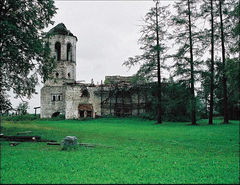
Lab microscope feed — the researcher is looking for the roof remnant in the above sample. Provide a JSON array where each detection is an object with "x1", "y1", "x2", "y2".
[{"x1": 47, "y1": 23, "x2": 77, "y2": 40}]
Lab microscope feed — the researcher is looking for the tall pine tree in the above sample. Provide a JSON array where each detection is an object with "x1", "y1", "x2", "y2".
[
  {"x1": 170, "y1": 0, "x2": 201, "y2": 125},
  {"x1": 123, "y1": 0, "x2": 170, "y2": 124}
]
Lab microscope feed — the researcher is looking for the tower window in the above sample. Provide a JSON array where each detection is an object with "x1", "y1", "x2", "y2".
[
  {"x1": 52, "y1": 94, "x2": 62, "y2": 101},
  {"x1": 67, "y1": 43, "x2": 72, "y2": 61},
  {"x1": 56, "y1": 72, "x2": 59, "y2": 78},
  {"x1": 68, "y1": 73, "x2": 71, "y2": 79},
  {"x1": 55, "y1": 42, "x2": 61, "y2": 61}
]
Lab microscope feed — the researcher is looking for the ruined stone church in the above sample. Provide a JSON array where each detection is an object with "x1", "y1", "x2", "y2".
[{"x1": 40, "y1": 23, "x2": 149, "y2": 119}]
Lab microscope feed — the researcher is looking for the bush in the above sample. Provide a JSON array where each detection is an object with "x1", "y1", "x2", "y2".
[
  {"x1": 138, "y1": 112, "x2": 157, "y2": 120},
  {"x1": 2, "y1": 114, "x2": 38, "y2": 122}
]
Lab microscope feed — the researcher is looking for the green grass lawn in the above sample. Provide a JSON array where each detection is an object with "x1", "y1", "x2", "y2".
[{"x1": 1, "y1": 117, "x2": 239, "y2": 184}]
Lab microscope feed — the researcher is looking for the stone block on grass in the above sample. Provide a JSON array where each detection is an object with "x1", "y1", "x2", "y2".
[{"x1": 61, "y1": 136, "x2": 77, "y2": 150}]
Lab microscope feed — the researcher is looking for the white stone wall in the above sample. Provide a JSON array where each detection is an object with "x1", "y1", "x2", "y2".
[
  {"x1": 40, "y1": 86, "x2": 66, "y2": 118},
  {"x1": 64, "y1": 86, "x2": 102, "y2": 119}
]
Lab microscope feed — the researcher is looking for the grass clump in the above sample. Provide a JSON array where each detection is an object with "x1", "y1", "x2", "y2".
[{"x1": 1, "y1": 117, "x2": 239, "y2": 184}]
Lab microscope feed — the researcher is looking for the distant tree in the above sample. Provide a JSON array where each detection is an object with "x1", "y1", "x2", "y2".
[
  {"x1": 215, "y1": 58, "x2": 240, "y2": 120},
  {"x1": 0, "y1": 0, "x2": 57, "y2": 112},
  {"x1": 225, "y1": 58, "x2": 239, "y2": 120},
  {"x1": 123, "y1": 0, "x2": 170, "y2": 124},
  {"x1": 162, "y1": 77, "x2": 192, "y2": 122},
  {"x1": 17, "y1": 102, "x2": 29, "y2": 115},
  {"x1": 198, "y1": 67, "x2": 211, "y2": 119}
]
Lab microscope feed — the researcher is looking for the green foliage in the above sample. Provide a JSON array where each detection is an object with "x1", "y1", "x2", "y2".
[
  {"x1": 16, "y1": 102, "x2": 29, "y2": 115},
  {"x1": 123, "y1": 1, "x2": 170, "y2": 81},
  {"x1": 162, "y1": 81, "x2": 192, "y2": 122},
  {"x1": 104, "y1": 78, "x2": 110, "y2": 85},
  {"x1": 0, "y1": 0, "x2": 57, "y2": 111},
  {"x1": 2, "y1": 114, "x2": 37, "y2": 122},
  {"x1": 214, "y1": 58, "x2": 240, "y2": 120},
  {"x1": 41, "y1": 114, "x2": 65, "y2": 121},
  {"x1": 0, "y1": 91, "x2": 12, "y2": 114},
  {"x1": 1, "y1": 118, "x2": 239, "y2": 184},
  {"x1": 138, "y1": 112, "x2": 157, "y2": 120}
]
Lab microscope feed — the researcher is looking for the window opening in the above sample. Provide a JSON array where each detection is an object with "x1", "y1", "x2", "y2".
[
  {"x1": 55, "y1": 42, "x2": 61, "y2": 61},
  {"x1": 68, "y1": 73, "x2": 71, "y2": 79},
  {"x1": 67, "y1": 43, "x2": 72, "y2": 61},
  {"x1": 87, "y1": 111, "x2": 92, "y2": 117},
  {"x1": 52, "y1": 95, "x2": 56, "y2": 101},
  {"x1": 79, "y1": 111, "x2": 84, "y2": 117},
  {"x1": 81, "y1": 89, "x2": 90, "y2": 98},
  {"x1": 56, "y1": 73, "x2": 59, "y2": 78}
]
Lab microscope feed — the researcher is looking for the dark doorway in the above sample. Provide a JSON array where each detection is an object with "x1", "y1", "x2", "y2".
[
  {"x1": 79, "y1": 111, "x2": 84, "y2": 118},
  {"x1": 52, "y1": 112, "x2": 60, "y2": 118}
]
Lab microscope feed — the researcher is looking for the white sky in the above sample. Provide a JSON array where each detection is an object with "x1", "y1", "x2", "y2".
[{"x1": 10, "y1": 0, "x2": 174, "y2": 113}]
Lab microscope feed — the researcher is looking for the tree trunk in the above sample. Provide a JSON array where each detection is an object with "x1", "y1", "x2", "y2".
[
  {"x1": 188, "y1": 0, "x2": 197, "y2": 125},
  {"x1": 209, "y1": 0, "x2": 214, "y2": 125},
  {"x1": 219, "y1": 0, "x2": 229, "y2": 124},
  {"x1": 156, "y1": 0, "x2": 162, "y2": 124}
]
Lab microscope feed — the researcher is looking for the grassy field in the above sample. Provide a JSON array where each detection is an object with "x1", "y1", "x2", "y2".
[{"x1": 1, "y1": 116, "x2": 239, "y2": 184}]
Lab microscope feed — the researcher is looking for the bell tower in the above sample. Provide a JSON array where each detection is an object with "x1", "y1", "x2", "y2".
[
  {"x1": 45, "y1": 23, "x2": 78, "y2": 86},
  {"x1": 41, "y1": 23, "x2": 78, "y2": 118}
]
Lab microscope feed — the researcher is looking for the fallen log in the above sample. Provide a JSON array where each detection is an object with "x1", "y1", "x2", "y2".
[
  {"x1": 39, "y1": 139, "x2": 57, "y2": 142},
  {"x1": 3, "y1": 136, "x2": 41, "y2": 142},
  {"x1": 47, "y1": 142, "x2": 60, "y2": 145}
]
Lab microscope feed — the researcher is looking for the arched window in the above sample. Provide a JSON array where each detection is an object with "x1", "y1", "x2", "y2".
[
  {"x1": 68, "y1": 73, "x2": 71, "y2": 79},
  {"x1": 67, "y1": 43, "x2": 72, "y2": 61},
  {"x1": 55, "y1": 42, "x2": 61, "y2": 61},
  {"x1": 56, "y1": 72, "x2": 59, "y2": 78}
]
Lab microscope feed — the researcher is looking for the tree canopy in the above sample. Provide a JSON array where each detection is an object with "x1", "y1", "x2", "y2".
[{"x1": 0, "y1": 0, "x2": 57, "y2": 113}]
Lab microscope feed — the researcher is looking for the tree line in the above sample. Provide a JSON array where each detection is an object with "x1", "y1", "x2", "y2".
[{"x1": 123, "y1": 0, "x2": 239, "y2": 124}]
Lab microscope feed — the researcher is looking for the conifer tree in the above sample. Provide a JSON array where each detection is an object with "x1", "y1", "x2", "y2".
[
  {"x1": 170, "y1": 0, "x2": 201, "y2": 125},
  {"x1": 123, "y1": 0, "x2": 170, "y2": 124},
  {"x1": 199, "y1": 0, "x2": 218, "y2": 124}
]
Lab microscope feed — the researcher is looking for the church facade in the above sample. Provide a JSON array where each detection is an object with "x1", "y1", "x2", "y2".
[{"x1": 40, "y1": 23, "x2": 148, "y2": 119}]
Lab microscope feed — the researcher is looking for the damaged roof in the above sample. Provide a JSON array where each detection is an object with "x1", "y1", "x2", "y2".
[{"x1": 47, "y1": 23, "x2": 77, "y2": 40}]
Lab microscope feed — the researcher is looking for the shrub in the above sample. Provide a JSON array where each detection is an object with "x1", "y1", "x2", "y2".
[{"x1": 2, "y1": 114, "x2": 38, "y2": 122}]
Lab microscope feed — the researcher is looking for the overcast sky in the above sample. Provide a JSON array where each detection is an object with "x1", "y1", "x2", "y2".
[{"x1": 10, "y1": 0, "x2": 174, "y2": 113}]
